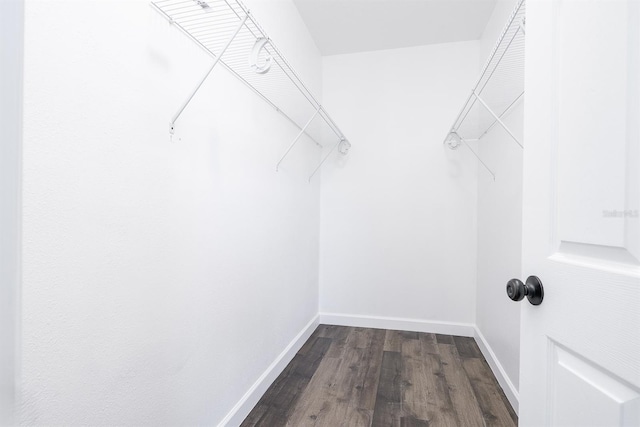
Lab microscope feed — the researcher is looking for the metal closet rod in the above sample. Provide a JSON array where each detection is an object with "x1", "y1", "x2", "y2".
[
  {"x1": 472, "y1": 0, "x2": 525, "y2": 99},
  {"x1": 453, "y1": 24, "x2": 523, "y2": 132},
  {"x1": 166, "y1": 1, "x2": 345, "y2": 142},
  {"x1": 442, "y1": 0, "x2": 525, "y2": 180},
  {"x1": 226, "y1": 0, "x2": 347, "y2": 142},
  {"x1": 151, "y1": 0, "x2": 346, "y2": 181},
  {"x1": 446, "y1": 89, "x2": 524, "y2": 179},
  {"x1": 444, "y1": 0, "x2": 525, "y2": 143},
  {"x1": 448, "y1": 18, "x2": 524, "y2": 139}
]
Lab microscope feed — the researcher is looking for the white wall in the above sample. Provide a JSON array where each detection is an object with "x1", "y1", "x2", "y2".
[
  {"x1": 0, "y1": 0, "x2": 23, "y2": 424},
  {"x1": 320, "y1": 42, "x2": 479, "y2": 328},
  {"x1": 19, "y1": 0, "x2": 322, "y2": 425},
  {"x1": 474, "y1": 0, "x2": 523, "y2": 410}
]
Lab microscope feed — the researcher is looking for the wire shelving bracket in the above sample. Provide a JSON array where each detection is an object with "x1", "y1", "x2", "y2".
[
  {"x1": 152, "y1": 0, "x2": 351, "y2": 181},
  {"x1": 443, "y1": 0, "x2": 526, "y2": 180}
]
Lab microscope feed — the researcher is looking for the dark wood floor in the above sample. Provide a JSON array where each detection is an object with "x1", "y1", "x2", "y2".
[{"x1": 241, "y1": 325, "x2": 517, "y2": 427}]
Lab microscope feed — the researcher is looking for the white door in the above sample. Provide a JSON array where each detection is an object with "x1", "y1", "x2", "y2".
[{"x1": 519, "y1": 0, "x2": 640, "y2": 426}]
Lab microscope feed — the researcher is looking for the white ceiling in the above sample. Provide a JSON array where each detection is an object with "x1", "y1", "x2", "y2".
[{"x1": 293, "y1": 0, "x2": 497, "y2": 56}]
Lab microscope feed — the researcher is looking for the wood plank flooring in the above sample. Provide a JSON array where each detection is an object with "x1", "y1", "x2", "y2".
[{"x1": 241, "y1": 325, "x2": 517, "y2": 427}]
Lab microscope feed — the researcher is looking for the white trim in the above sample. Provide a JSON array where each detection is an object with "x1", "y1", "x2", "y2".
[
  {"x1": 217, "y1": 314, "x2": 320, "y2": 427},
  {"x1": 319, "y1": 312, "x2": 476, "y2": 337},
  {"x1": 473, "y1": 326, "x2": 520, "y2": 414},
  {"x1": 0, "y1": 0, "x2": 23, "y2": 424}
]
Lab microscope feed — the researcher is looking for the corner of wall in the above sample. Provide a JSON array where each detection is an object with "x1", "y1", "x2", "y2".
[
  {"x1": 473, "y1": 0, "x2": 523, "y2": 414},
  {"x1": 473, "y1": 327, "x2": 519, "y2": 414},
  {"x1": 217, "y1": 315, "x2": 320, "y2": 427}
]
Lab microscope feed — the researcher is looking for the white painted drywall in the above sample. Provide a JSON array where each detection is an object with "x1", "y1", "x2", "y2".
[
  {"x1": 19, "y1": 0, "x2": 322, "y2": 424},
  {"x1": 0, "y1": 0, "x2": 23, "y2": 424},
  {"x1": 320, "y1": 42, "x2": 480, "y2": 326},
  {"x1": 475, "y1": 0, "x2": 523, "y2": 404}
]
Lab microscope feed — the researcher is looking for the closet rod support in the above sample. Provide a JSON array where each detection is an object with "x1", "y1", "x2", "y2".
[
  {"x1": 308, "y1": 138, "x2": 343, "y2": 182},
  {"x1": 472, "y1": 91, "x2": 523, "y2": 149},
  {"x1": 518, "y1": 18, "x2": 526, "y2": 35},
  {"x1": 169, "y1": 13, "x2": 249, "y2": 135},
  {"x1": 276, "y1": 106, "x2": 321, "y2": 171},
  {"x1": 476, "y1": 91, "x2": 524, "y2": 140},
  {"x1": 459, "y1": 134, "x2": 496, "y2": 180}
]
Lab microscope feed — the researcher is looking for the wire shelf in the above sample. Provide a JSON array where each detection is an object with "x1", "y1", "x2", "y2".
[
  {"x1": 444, "y1": 0, "x2": 525, "y2": 179},
  {"x1": 152, "y1": 0, "x2": 350, "y2": 181}
]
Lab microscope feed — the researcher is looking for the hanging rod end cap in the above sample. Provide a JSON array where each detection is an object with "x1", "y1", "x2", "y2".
[
  {"x1": 446, "y1": 131, "x2": 462, "y2": 150},
  {"x1": 338, "y1": 139, "x2": 351, "y2": 155}
]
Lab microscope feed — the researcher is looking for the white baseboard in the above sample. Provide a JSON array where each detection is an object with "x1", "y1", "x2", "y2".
[
  {"x1": 319, "y1": 312, "x2": 476, "y2": 337},
  {"x1": 217, "y1": 314, "x2": 320, "y2": 427},
  {"x1": 473, "y1": 327, "x2": 519, "y2": 414}
]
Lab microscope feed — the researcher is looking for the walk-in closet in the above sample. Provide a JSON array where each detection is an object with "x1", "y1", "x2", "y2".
[{"x1": 1, "y1": 0, "x2": 638, "y2": 425}]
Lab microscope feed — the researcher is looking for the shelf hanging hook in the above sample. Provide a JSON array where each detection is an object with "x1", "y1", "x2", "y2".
[{"x1": 250, "y1": 38, "x2": 272, "y2": 74}]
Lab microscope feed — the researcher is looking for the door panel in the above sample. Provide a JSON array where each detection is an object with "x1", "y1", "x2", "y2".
[
  {"x1": 556, "y1": 0, "x2": 640, "y2": 260},
  {"x1": 520, "y1": 0, "x2": 640, "y2": 426},
  {"x1": 549, "y1": 342, "x2": 640, "y2": 427}
]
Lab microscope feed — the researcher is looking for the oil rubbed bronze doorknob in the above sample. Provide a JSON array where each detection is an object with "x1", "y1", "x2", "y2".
[{"x1": 506, "y1": 276, "x2": 544, "y2": 305}]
